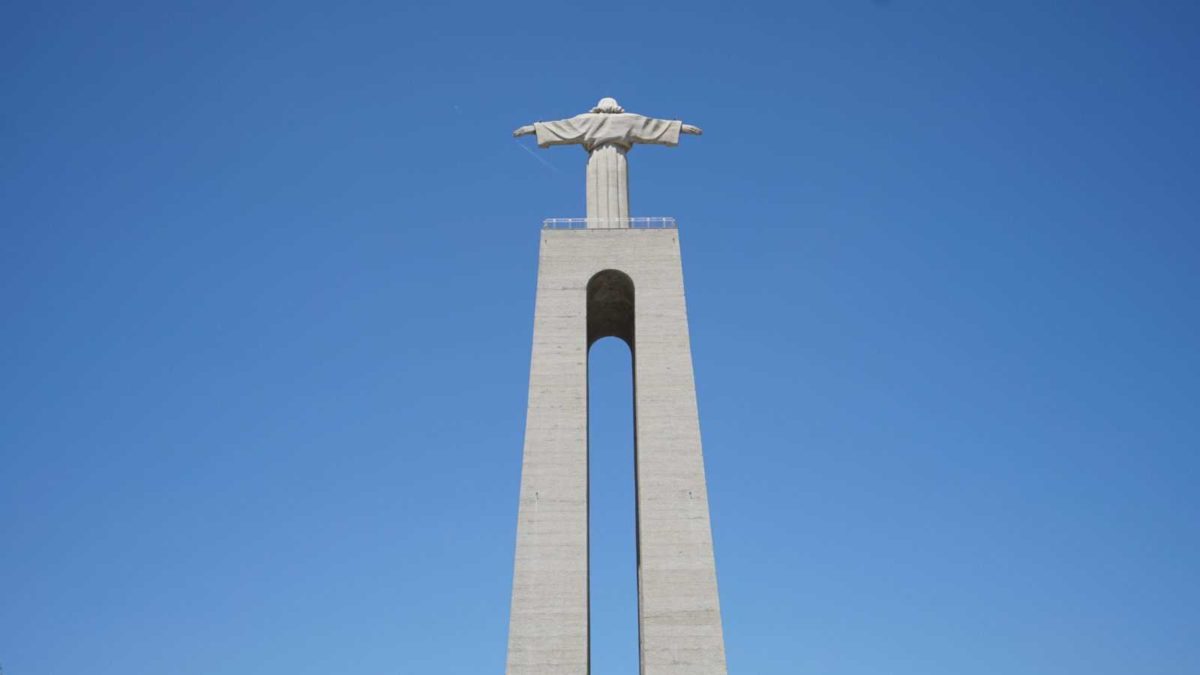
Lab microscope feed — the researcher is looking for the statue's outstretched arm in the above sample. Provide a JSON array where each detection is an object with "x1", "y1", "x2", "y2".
[
  {"x1": 681, "y1": 123, "x2": 703, "y2": 136},
  {"x1": 513, "y1": 124, "x2": 536, "y2": 137}
]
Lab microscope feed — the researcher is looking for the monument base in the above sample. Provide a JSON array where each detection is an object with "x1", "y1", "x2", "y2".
[{"x1": 506, "y1": 225, "x2": 727, "y2": 675}]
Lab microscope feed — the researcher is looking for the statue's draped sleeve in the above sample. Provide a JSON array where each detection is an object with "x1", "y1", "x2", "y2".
[
  {"x1": 535, "y1": 115, "x2": 593, "y2": 148},
  {"x1": 630, "y1": 115, "x2": 682, "y2": 146}
]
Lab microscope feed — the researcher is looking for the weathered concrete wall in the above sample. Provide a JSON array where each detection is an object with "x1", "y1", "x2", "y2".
[{"x1": 506, "y1": 228, "x2": 727, "y2": 675}]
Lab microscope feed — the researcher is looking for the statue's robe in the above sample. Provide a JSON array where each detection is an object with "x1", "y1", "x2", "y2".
[
  {"x1": 534, "y1": 114, "x2": 684, "y2": 226},
  {"x1": 534, "y1": 113, "x2": 682, "y2": 151}
]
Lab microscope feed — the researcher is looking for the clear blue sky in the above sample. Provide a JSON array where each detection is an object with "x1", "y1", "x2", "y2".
[{"x1": 2, "y1": 2, "x2": 1198, "y2": 674}]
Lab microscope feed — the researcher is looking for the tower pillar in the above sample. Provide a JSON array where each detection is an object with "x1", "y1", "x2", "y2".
[{"x1": 506, "y1": 227, "x2": 727, "y2": 675}]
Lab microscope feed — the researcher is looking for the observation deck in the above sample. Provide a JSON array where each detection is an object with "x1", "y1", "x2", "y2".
[{"x1": 542, "y1": 217, "x2": 677, "y2": 230}]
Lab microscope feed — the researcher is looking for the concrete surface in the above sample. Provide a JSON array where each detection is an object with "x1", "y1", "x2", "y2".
[{"x1": 505, "y1": 227, "x2": 727, "y2": 675}]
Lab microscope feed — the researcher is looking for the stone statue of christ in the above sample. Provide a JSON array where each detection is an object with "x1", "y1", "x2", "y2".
[{"x1": 514, "y1": 97, "x2": 702, "y2": 227}]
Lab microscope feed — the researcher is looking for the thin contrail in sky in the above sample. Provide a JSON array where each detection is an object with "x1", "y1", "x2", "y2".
[{"x1": 514, "y1": 140, "x2": 561, "y2": 174}]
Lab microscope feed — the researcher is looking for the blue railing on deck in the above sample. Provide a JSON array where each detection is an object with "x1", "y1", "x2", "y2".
[{"x1": 542, "y1": 217, "x2": 677, "y2": 230}]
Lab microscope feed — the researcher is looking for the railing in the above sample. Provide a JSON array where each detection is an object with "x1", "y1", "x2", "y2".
[{"x1": 542, "y1": 217, "x2": 677, "y2": 230}]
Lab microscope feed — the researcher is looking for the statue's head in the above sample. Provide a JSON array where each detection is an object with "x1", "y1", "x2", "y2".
[{"x1": 591, "y1": 97, "x2": 624, "y2": 114}]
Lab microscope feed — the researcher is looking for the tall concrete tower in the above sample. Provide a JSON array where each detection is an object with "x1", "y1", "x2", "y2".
[{"x1": 507, "y1": 99, "x2": 727, "y2": 675}]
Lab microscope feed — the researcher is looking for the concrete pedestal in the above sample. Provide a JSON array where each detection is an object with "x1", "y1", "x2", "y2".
[{"x1": 505, "y1": 227, "x2": 727, "y2": 675}]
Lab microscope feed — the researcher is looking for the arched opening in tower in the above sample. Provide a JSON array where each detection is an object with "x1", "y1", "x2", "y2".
[
  {"x1": 586, "y1": 269, "x2": 639, "y2": 673},
  {"x1": 588, "y1": 269, "x2": 635, "y2": 347}
]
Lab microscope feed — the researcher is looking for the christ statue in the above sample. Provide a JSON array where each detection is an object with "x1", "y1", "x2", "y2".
[{"x1": 514, "y1": 97, "x2": 702, "y2": 227}]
